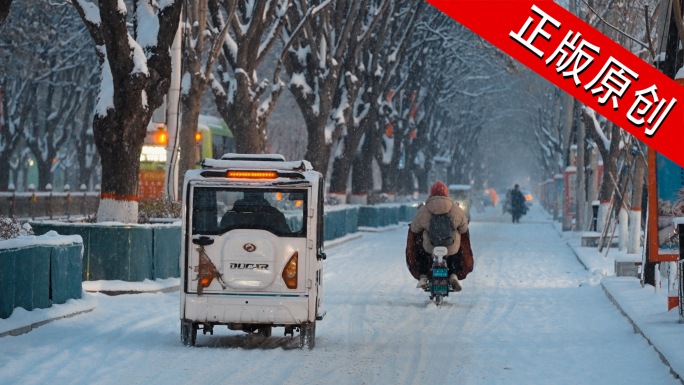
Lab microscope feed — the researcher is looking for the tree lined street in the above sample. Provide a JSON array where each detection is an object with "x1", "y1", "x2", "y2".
[{"x1": 3, "y1": 2, "x2": 684, "y2": 383}]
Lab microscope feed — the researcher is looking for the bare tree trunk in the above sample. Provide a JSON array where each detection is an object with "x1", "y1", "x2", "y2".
[
  {"x1": 218, "y1": 94, "x2": 266, "y2": 154},
  {"x1": 576, "y1": 116, "x2": 586, "y2": 231},
  {"x1": 597, "y1": 131, "x2": 619, "y2": 233},
  {"x1": 0, "y1": 0, "x2": 11, "y2": 25},
  {"x1": 233, "y1": 126, "x2": 267, "y2": 153},
  {"x1": 179, "y1": 88, "x2": 203, "y2": 181},
  {"x1": 287, "y1": 73, "x2": 335, "y2": 178},
  {"x1": 0, "y1": 160, "x2": 9, "y2": 190},
  {"x1": 73, "y1": 0, "x2": 183, "y2": 223},
  {"x1": 379, "y1": 163, "x2": 396, "y2": 196},
  {"x1": 627, "y1": 151, "x2": 646, "y2": 254},
  {"x1": 178, "y1": 0, "x2": 230, "y2": 184},
  {"x1": 97, "y1": 115, "x2": 147, "y2": 221},
  {"x1": 557, "y1": 97, "x2": 575, "y2": 221},
  {"x1": 329, "y1": 101, "x2": 379, "y2": 194},
  {"x1": 77, "y1": 97, "x2": 99, "y2": 190},
  {"x1": 329, "y1": 148, "x2": 354, "y2": 195},
  {"x1": 0, "y1": 87, "x2": 19, "y2": 190},
  {"x1": 178, "y1": 0, "x2": 208, "y2": 185},
  {"x1": 300, "y1": 111, "x2": 331, "y2": 179},
  {"x1": 582, "y1": 109, "x2": 619, "y2": 233},
  {"x1": 382, "y1": 131, "x2": 407, "y2": 198},
  {"x1": 351, "y1": 132, "x2": 374, "y2": 202},
  {"x1": 587, "y1": 146, "x2": 599, "y2": 210},
  {"x1": 210, "y1": 0, "x2": 288, "y2": 156}
]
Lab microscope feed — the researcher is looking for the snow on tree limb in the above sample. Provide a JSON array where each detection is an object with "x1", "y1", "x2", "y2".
[{"x1": 582, "y1": 106, "x2": 611, "y2": 151}]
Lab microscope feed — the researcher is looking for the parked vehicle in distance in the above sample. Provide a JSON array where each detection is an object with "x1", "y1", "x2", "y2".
[
  {"x1": 522, "y1": 190, "x2": 534, "y2": 207},
  {"x1": 448, "y1": 184, "x2": 471, "y2": 221}
]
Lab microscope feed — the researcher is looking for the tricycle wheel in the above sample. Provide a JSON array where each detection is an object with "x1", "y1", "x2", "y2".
[
  {"x1": 299, "y1": 321, "x2": 316, "y2": 350},
  {"x1": 181, "y1": 320, "x2": 197, "y2": 346}
]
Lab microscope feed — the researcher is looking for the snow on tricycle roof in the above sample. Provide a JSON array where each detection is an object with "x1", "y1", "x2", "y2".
[
  {"x1": 201, "y1": 154, "x2": 313, "y2": 172},
  {"x1": 220, "y1": 153, "x2": 286, "y2": 162}
]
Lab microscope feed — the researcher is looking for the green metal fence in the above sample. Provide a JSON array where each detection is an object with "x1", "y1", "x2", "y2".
[
  {"x1": 0, "y1": 240, "x2": 82, "y2": 319},
  {"x1": 30, "y1": 223, "x2": 181, "y2": 282}
]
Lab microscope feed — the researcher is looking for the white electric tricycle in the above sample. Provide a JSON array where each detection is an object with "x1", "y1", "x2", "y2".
[{"x1": 180, "y1": 154, "x2": 325, "y2": 349}]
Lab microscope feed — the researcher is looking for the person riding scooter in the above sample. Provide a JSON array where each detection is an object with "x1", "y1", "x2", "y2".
[{"x1": 407, "y1": 181, "x2": 472, "y2": 291}]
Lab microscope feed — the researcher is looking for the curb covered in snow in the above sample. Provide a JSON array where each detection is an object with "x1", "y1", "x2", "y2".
[
  {"x1": 84, "y1": 285, "x2": 181, "y2": 296},
  {"x1": 0, "y1": 296, "x2": 97, "y2": 339},
  {"x1": 562, "y1": 230, "x2": 684, "y2": 384},
  {"x1": 323, "y1": 224, "x2": 405, "y2": 251},
  {"x1": 82, "y1": 278, "x2": 181, "y2": 296},
  {"x1": 357, "y1": 223, "x2": 407, "y2": 233},
  {"x1": 324, "y1": 232, "x2": 363, "y2": 249},
  {"x1": 2, "y1": 278, "x2": 184, "y2": 338},
  {"x1": 600, "y1": 278, "x2": 684, "y2": 385}
]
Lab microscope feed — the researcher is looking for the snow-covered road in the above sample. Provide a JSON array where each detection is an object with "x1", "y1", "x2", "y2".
[{"x1": 1, "y1": 206, "x2": 679, "y2": 385}]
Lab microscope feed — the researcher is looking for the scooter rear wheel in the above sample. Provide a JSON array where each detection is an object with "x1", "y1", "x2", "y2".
[{"x1": 434, "y1": 295, "x2": 444, "y2": 306}]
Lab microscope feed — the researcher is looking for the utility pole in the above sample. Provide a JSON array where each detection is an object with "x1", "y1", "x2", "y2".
[
  {"x1": 164, "y1": 21, "x2": 183, "y2": 201},
  {"x1": 576, "y1": 109, "x2": 586, "y2": 232},
  {"x1": 560, "y1": 0, "x2": 578, "y2": 228}
]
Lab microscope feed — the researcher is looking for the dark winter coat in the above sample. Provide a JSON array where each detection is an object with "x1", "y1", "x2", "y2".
[
  {"x1": 410, "y1": 195, "x2": 468, "y2": 256},
  {"x1": 510, "y1": 188, "x2": 526, "y2": 216},
  {"x1": 406, "y1": 227, "x2": 474, "y2": 280}
]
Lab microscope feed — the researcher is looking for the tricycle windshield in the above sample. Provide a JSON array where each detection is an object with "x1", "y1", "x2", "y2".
[{"x1": 191, "y1": 186, "x2": 308, "y2": 237}]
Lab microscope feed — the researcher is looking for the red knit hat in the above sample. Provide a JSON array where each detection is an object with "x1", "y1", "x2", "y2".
[{"x1": 430, "y1": 181, "x2": 448, "y2": 197}]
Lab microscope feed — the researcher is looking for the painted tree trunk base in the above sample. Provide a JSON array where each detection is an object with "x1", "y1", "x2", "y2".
[
  {"x1": 398, "y1": 194, "x2": 417, "y2": 203},
  {"x1": 97, "y1": 198, "x2": 139, "y2": 223},
  {"x1": 627, "y1": 210, "x2": 641, "y2": 254},
  {"x1": 597, "y1": 202, "x2": 610, "y2": 233},
  {"x1": 349, "y1": 193, "x2": 367, "y2": 205},
  {"x1": 328, "y1": 192, "x2": 348, "y2": 205},
  {"x1": 618, "y1": 208, "x2": 628, "y2": 251}
]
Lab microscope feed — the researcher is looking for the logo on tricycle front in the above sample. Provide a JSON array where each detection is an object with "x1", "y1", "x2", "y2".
[
  {"x1": 243, "y1": 243, "x2": 256, "y2": 252},
  {"x1": 230, "y1": 263, "x2": 268, "y2": 270}
]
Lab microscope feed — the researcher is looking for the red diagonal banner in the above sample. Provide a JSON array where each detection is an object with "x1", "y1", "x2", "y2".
[{"x1": 427, "y1": 0, "x2": 684, "y2": 168}]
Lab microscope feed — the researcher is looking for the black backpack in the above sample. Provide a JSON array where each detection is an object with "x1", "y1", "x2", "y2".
[{"x1": 428, "y1": 213, "x2": 455, "y2": 247}]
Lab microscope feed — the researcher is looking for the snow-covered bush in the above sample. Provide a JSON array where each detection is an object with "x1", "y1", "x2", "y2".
[
  {"x1": 138, "y1": 198, "x2": 181, "y2": 223},
  {"x1": 0, "y1": 217, "x2": 33, "y2": 240},
  {"x1": 325, "y1": 194, "x2": 346, "y2": 206}
]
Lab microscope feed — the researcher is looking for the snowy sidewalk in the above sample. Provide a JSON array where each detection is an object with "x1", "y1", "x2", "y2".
[
  {"x1": 558, "y1": 224, "x2": 684, "y2": 383},
  {"x1": 0, "y1": 296, "x2": 96, "y2": 338},
  {"x1": 0, "y1": 277, "x2": 182, "y2": 338}
]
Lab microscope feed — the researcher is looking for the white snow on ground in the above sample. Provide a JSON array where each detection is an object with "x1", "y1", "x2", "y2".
[{"x1": 0, "y1": 205, "x2": 682, "y2": 385}]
